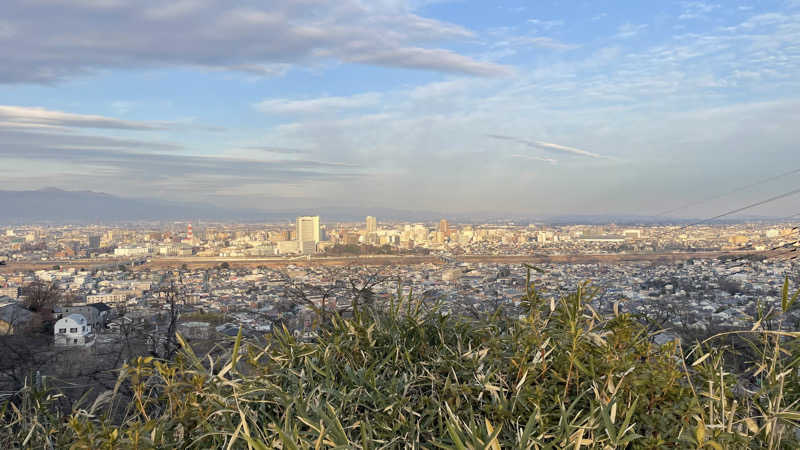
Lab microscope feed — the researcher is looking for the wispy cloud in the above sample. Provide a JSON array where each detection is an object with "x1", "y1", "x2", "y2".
[
  {"x1": 527, "y1": 18, "x2": 564, "y2": 30},
  {"x1": 679, "y1": 1, "x2": 721, "y2": 20},
  {"x1": 0, "y1": 105, "x2": 168, "y2": 130},
  {"x1": 615, "y1": 23, "x2": 648, "y2": 39},
  {"x1": 255, "y1": 93, "x2": 382, "y2": 114},
  {"x1": 489, "y1": 134, "x2": 607, "y2": 159},
  {"x1": 0, "y1": 130, "x2": 362, "y2": 189},
  {"x1": 516, "y1": 37, "x2": 579, "y2": 51},
  {"x1": 244, "y1": 146, "x2": 312, "y2": 154},
  {"x1": 346, "y1": 47, "x2": 514, "y2": 77},
  {"x1": 532, "y1": 140, "x2": 606, "y2": 159},
  {"x1": 510, "y1": 154, "x2": 557, "y2": 164}
]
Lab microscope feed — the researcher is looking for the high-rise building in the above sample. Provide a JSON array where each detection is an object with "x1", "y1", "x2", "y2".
[
  {"x1": 88, "y1": 234, "x2": 101, "y2": 249},
  {"x1": 366, "y1": 216, "x2": 377, "y2": 233},
  {"x1": 296, "y1": 216, "x2": 321, "y2": 244},
  {"x1": 438, "y1": 219, "x2": 449, "y2": 235}
]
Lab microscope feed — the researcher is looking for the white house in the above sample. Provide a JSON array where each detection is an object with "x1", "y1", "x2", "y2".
[{"x1": 54, "y1": 314, "x2": 94, "y2": 346}]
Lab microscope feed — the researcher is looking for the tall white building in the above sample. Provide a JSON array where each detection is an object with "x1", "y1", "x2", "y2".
[
  {"x1": 296, "y1": 216, "x2": 321, "y2": 243},
  {"x1": 366, "y1": 216, "x2": 377, "y2": 233}
]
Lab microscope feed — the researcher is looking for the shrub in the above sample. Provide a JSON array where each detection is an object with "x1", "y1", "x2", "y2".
[{"x1": 1, "y1": 269, "x2": 799, "y2": 448}]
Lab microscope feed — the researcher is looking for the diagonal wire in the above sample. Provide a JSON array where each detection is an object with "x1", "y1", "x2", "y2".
[{"x1": 654, "y1": 167, "x2": 800, "y2": 218}]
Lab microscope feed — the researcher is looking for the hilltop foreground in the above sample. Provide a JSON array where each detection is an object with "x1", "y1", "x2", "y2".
[{"x1": 2, "y1": 275, "x2": 799, "y2": 449}]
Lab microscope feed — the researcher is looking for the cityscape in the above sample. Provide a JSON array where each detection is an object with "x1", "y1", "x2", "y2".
[
  {"x1": 2, "y1": 0, "x2": 800, "y2": 446},
  {"x1": 2, "y1": 216, "x2": 798, "y2": 345}
]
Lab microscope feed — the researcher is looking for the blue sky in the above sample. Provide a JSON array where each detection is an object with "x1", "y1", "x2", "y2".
[{"x1": 1, "y1": 0, "x2": 799, "y2": 217}]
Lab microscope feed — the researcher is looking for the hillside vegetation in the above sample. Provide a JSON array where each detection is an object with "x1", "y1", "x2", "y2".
[{"x1": 2, "y1": 268, "x2": 799, "y2": 449}]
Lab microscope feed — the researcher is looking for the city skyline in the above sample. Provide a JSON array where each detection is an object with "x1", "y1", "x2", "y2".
[{"x1": 1, "y1": 1, "x2": 799, "y2": 217}]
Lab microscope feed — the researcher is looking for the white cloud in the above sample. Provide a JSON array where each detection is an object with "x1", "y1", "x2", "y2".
[
  {"x1": 4, "y1": 2, "x2": 800, "y2": 214},
  {"x1": 514, "y1": 36, "x2": 579, "y2": 51},
  {"x1": 679, "y1": 1, "x2": 721, "y2": 20},
  {"x1": 488, "y1": 135, "x2": 607, "y2": 159},
  {"x1": 110, "y1": 101, "x2": 135, "y2": 115},
  {"x1": 615, "y1": 23, "x2": 648, "y2": 39},
  {"x1": 408, "y1": 78, "x2": 476, "y2": 100},
  {"x1": 511, "y1": 154, "x2": 557, "y2": 164},
  {"x1": 530, "y1": 140, "x2": 605, "y2": 159},
  {"x1": 527, "y1": 19, "x2": 564, "y2": 30},
  {"x1": 0, "y1": 105, "x2": 168, "y2": 130},
  {"x1": 346, "y1": 47, "x2": 514, "y2": 76},
  {"x1": 255, "y1": 93, "x2": 383, "y2": 114}
]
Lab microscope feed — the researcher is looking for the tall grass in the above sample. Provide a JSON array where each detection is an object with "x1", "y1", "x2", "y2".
[{"x1": 1, "y1": 269, "x2": 799, "y2": 448}]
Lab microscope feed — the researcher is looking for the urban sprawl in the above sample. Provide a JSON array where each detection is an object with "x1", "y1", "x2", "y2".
[{"x1": 0, "y1": 217, "x2": 798, "y2": 348}]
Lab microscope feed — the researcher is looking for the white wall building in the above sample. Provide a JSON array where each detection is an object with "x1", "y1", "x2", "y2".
[
  {"x1": 86, "y1": 291, "x2": 131, "y2": 305},
  {"x1": 114, "y1": 246, "x2": 150, "y2": 257},
  {"x1": 296, "y1": 216, "x2": 320, "y2": 244},
  {"x1": 54, "y1": 314, "x2": 94, "y2": 346},
  {"x1": 276, "y1": 240, "x2": 300, "y2": 255}
]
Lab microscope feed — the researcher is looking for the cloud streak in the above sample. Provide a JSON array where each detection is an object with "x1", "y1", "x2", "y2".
[
  {"x1": 255, "y1": 93, "x2": 382, "y2": 115},
  {"x1": 0, "y1": 105, "x2": 169, "y2": 130},
  {"x1": 245, "y1": 146, "x2": 312, "y2": 155},
  {"x1": 0, "y1": 134, "x2": 361, "y2": 187},
  {"x1": 488, "y1": 134, "x2": 607, "y2": 159}
]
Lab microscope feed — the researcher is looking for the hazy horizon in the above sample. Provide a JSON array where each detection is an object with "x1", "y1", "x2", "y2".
[{"x1": 1, "y1": 1, "x2": 799, "y2": 218}]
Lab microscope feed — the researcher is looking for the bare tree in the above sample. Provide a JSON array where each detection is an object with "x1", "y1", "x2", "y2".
[
  {"x1": 20, "y1": 281, "x2": 62, "y2": 313},
  {"x1": 264, "y1": 265, "x2": 393, "y2": 330},
  {"x1": 143, "y1": 280, "x2": 186, "y2": 360}
]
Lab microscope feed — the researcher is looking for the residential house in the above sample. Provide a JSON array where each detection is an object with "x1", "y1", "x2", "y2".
[
  {"x1": 54, "y1": 303, "x2": 111, "y2": 332},
  {"x1": 54, "y1": 314, "x2": 94, "y2": 346}
]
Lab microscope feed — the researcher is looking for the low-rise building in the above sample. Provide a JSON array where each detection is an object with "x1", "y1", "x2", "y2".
[
  {"x1": 179, "y1": 321, "x2": 211, "y2": 340},
  {"x1": 54, "y1": 303, "x2": 111, "y2": 331},
  {"x1": 54, "y1": 314, "x2": 94, "y2": 346},
  {"x1": 0, "y1": 287, "x2": 20, "y2": 299},
  {"x1": 0, "y1": 303, "x2": 33, "y2": 335}
]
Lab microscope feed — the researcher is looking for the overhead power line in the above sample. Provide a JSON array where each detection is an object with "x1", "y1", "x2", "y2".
[
  {"x1": 654, "y1": 167, "x2": 800, "y2": 218},
  {"x1": 677, "y1": 187, "x2": 800, "y2": 231}
]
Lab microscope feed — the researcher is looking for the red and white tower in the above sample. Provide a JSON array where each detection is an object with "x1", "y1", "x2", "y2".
[{"x1": 187, "y1": 223, "x2": 193, "y2": 241}]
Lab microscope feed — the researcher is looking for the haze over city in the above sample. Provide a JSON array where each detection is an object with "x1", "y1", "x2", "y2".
[{"x1": 1, "y1": 0, "x2": 799, "y2": 217}]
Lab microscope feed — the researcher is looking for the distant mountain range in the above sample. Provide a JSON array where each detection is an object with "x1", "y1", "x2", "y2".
[
  {"x1": 0, "y1": 188, "x2": 446, "y2": 224},
  {"x1": 0, "y1": 188, "x2": 244, "y2": 223},
  {"x1": 0, "y1": 188, "x2": 789, "y2": 225}
]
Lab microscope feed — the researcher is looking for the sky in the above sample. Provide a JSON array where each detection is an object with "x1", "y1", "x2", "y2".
[{"x1": 1, "y1": 0, "x2": 800, "y2": 218}]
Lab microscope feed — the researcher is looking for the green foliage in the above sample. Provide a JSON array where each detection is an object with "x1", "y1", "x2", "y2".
[{"x1": 2, "y1": 269, "x2": 799, "y2": 448}]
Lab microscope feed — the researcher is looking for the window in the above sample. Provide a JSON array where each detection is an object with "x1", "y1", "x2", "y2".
[
  {"x1": 82, "y1": 326, "x2": 85, "y2": 331},
  {"x1": 58, "y1": 328, "x2": 66, "y2": 334},
  {"x1": 73, "y1": 339, "x2": 77, "y2": 344},
  {"x1": 70, "y1": 327, "x2": 77, "y2": 333}
]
